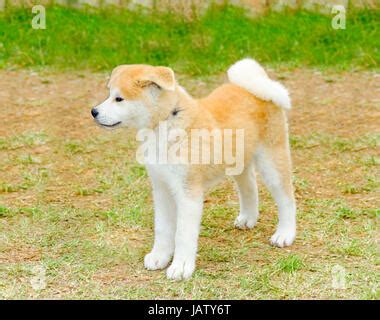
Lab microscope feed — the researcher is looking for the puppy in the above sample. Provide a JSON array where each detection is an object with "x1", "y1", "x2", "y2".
[{"x1": 92, "y1": 58, "x2": 296, "y2": 280}]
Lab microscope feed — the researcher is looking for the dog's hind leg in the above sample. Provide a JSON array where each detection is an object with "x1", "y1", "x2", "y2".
[
  {"x1": 254, "y1": 144, "x2": 296, "y2": 247},
  {"x1": 144, "y1": 178, "x2": 176, "y2": 270},
  {"x1": 233, "y1": 162, "x2": 259, "y2": 229}
]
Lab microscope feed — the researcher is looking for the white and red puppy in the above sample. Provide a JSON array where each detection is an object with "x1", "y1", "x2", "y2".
[{"x1": 92, "y1": 58, "x2": 296, "y2": 280}]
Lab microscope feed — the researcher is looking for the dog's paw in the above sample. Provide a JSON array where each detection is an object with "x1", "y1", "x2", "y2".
[
  {"x1": 166, "y1": 259, "x2": 195, "y2": 281},
  {"x1": 144, "y1": 251, "x2": 172, "y2": 270},
  {"x1": 234, "y1": 214, "x2": 257, "y2": 229},
  {"x1": 270, "y1": 228, "x2": 296, "y2": 248}
]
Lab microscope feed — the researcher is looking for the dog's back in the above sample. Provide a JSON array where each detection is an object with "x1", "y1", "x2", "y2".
[{"x1": 196, "y1": 58, "x2": 291, "y2": 162}]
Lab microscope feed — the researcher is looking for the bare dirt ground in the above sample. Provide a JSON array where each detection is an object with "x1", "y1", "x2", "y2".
[{"x1": 0, "y1": 68, "x2": 378, "y2": 299}]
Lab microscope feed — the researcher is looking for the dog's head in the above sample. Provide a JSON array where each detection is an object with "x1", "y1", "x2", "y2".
[{"x1": 91, "y1": 64, "x2": 177, "y2": 129}]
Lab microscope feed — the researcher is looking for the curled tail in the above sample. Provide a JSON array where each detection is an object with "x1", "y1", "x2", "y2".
[{"x1": 227, "y1": 58, "x2": 291, "y2": 110}]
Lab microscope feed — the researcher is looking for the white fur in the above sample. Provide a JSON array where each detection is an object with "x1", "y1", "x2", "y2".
[
  {"x1": 145, "y1": 161, "x2": 202, "y2": 280},
  {"x1": 143, "y1": 124, "x2": 199, "y2": 280},
  {"x1": 253, "y1": 145, "x2": 296, "y2": 247},
  {"x1": 227, "y1": 58, "x2": 291, "y2": 110},
  {"x1": 94, "y1": 88, "x2": 151, "y2": 129},
  {"x1": 233, "y1": 162, "x2": 259, "y2": 229},
  {"x1": 144, "y1": 175, "x2": 176, "y2": 271}
]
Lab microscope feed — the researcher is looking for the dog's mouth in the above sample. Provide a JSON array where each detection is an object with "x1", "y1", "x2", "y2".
[{"x1": 97, "y1": 121, "x2": 122, "y2": 128}]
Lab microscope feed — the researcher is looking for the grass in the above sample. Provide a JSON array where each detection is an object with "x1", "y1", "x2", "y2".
[
  {"x1": 0, "y1": 131, "x2": 48, "y2": 151},
  {"x1": 276, "y1": 255, "x2": 305, "y2": 273},
  {"x1": 290, "y1": 133, "x2": 379, "y2": 152},
  {"x1": 0, "y1": 5, "x2": 379, "y2": 75}
]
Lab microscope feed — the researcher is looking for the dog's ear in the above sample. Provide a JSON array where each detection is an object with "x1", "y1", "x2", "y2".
[
  {"x1": 108, "y1": 65, "x2": 127, "y2": 88},
  {"x1": 138, "y1": 66, "x2": 176, "y2": 91}
]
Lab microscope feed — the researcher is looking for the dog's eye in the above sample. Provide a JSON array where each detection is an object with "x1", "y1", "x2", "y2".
[{"x1": 115, "y1": 97, "x2": 124, "y2": 102}]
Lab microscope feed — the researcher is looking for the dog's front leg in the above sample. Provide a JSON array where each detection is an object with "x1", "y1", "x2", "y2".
[
  {"x1": 144, "y1": 179, "x2": 176, "y2": 270},
  {"x1": 166, "y1": 191, "x2": 203, "y2": 280}
]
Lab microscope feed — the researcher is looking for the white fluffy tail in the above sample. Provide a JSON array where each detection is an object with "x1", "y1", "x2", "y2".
[{"x1": 227, "y1": 58, "x2": 291, "y2": 109}]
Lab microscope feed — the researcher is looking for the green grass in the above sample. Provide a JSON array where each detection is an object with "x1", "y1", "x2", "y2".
[
  {"x1": 0, "y1": 131, "x2": 48, "y2": 151},
  {"x1": 290, "y1": 133, "x2": 379, "y2": 152},
  {"x1": 0, "y1": 5, "x2": 379, "y2": 74},
  {"x1": 275, "y1": 255, "x2": 305, "y2": 273}
]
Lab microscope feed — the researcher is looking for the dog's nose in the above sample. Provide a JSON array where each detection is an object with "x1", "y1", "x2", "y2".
[{"x1": 91, "y1": 108, "x2": 99, "y2": 118}]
